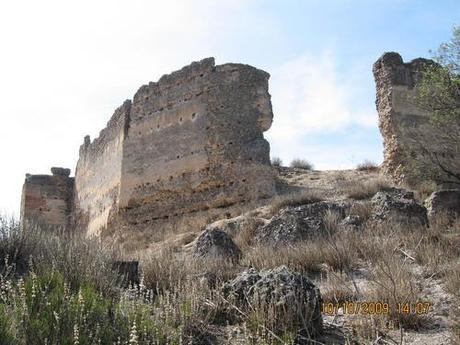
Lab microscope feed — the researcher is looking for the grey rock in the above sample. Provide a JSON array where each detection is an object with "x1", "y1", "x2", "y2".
[
  {"x1": 255, "y1": 201, "x2": 347, "y2": 246},
  {"x1": 194, "y1": 229, "x2": 242, "y2": 262},
  {"x1": 371, "y1": 187, "x2": 428, "y2": 226},
  {"x1": 425, "y1": 189, "x2": 460, "y2": 221},
  {"x1": 223, "y1": 266, "x2": 323, "y2": 338},
  {"x1": 341, "y1": 215, "x2": 363, "y2": 228}
]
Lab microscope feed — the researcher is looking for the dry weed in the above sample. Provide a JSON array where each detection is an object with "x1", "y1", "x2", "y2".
[
  {"x1": 344, "y1": 177, "x2": 391, "y2": 200},
  {"x1": 269, "y1": 189, "x2": 324, "y2": 215}
]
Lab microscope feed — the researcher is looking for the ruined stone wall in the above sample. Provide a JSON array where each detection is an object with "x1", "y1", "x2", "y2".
[
  {"x1": 20, "y1": 168, "x2": 74, "y2": 229},
  {"x1": 118, "y1": 58, "x2": 275, "y2": 228},
  {"x1": 73, "y1": 101, "x2": 130, "y2": 236},
  {"x1": 20, "y1": 58, "x2": 275, "y2": 239},
  {"x1": 373, "y1": 52, "x2": 439, "y2": 184}
]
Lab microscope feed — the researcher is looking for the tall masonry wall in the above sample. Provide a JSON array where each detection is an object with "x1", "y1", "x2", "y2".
[
  {"x1": 118, "y1": 58, "x2": 275, "y2": 228},
  {"x1": 373, "y1": 52, "x2": 445, "y2": 184},
  {"x1": 73, "y1": 101, "x2": 131, "y2": 236},
  {"x1": 20, "y1": 57, "x2": 276, "y2": 239}
]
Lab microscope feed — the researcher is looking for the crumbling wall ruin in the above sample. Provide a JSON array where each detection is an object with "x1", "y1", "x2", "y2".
[
  {"x1": 118, "y1": 58, "x2": 275, "y2": 229},
  {"x1": 20, "y1": 57, "x2": 276, "y2": 238},
  {"x1": 20, "y1": 168, "x2": 74, "y2": 229},
  {"x1": 373, "y1": 52, "x2": 452, "y2": 185}
]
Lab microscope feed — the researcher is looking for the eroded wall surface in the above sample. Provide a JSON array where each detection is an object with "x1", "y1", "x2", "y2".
[
  {"x1": 373, "y1": 52, "x2": 438, "y2": 184},
  {"x1": 20, "y1": 168, "x2": 74, "y2": 229},
  {"x1": 73, "y1": 101, "x2": 130, "y2": 236},
  {"x1": 118, "y1": 58, "x2": 276, "y2": 228}
]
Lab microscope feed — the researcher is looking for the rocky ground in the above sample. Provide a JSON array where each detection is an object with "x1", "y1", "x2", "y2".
[
  {"x1": 134, "y1": 166, "x2": 460, "y2": 344},
  {"x1": 1, "y1": 166, "x2": 458, "y2": 344}
]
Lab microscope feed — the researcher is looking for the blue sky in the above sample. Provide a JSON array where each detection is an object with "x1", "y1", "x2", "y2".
[{"x1": 0, "y1": 0, "x2": 458, "y2": 214}]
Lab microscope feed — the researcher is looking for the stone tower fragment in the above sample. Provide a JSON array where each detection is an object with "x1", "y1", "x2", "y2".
[
  {"x1": 373, "y1": 52, "x2": 459, "y2": 185},
  {"x1": 20, "y1": 168, "x2": 74, "y2": 229}
]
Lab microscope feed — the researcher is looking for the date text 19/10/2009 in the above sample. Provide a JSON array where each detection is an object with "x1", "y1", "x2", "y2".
[{"x1": 321, "y1": 301, "x2": 432, "y2": 316}]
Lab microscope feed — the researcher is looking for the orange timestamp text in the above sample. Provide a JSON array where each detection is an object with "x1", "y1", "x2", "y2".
[{"x1": 321, "y1": 301, "x2": 431, "y2": 315}]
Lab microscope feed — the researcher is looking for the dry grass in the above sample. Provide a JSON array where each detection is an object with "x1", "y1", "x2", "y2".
[
  {"x1": 320, "y1": 272, "x2": 358, "y2": 305},
  {"x1": 348, "y1": 201, "x2": 374, "y2": 221},
  {"x1": 269, "y1": 189, "x2": 324, "y2": 215},
  {"x1": 290, "y1": 158, "x2": 314, "y2": 170},
  {"x1": 356, "y1": 159, "x2": 379, "y2": 172},
  {"x1": 344, "y1": 176, "x2": 391, "y2": 200},
  {"x1": 413, "y1": 180, "x2": 438, "y2": 201},
  {"x1": 3, "y1": 193, "x2": 460, "y2": 343},
  {"x1": 367, "y1": 258, "x2": 429, "y2": 330},
  {"x1": 232, "y1": 217, "x2": 266, "y2": 249},
  {"x1": 445, "y1": 263, "x2": 460, "y2": 344}
]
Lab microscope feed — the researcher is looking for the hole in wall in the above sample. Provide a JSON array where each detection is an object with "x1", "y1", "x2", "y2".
[{"x1": 191, "y1": 113, "x2": 196, "y2": 119}]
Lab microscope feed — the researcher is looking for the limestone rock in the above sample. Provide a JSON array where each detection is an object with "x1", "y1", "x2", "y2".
[
  {"x1": 223, "y1": 266, "x2": 323, "y2": 338},
  {"x1": 425, "y1": 189, "x2": 460, "y2": 221},
  {"x1": 371, "y1": 187, "x2": 428, "y2": 226},
  {"x1": 194, "y1": 229, "x2": 242, "y2": 262},
  {"x1": 255, "y1": 201, "x2": 347, "y2": 246}
]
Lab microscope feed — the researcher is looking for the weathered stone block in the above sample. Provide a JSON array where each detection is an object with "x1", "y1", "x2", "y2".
[{"x1": 425, "y1": 189, "x2": 460, "y2": 221}]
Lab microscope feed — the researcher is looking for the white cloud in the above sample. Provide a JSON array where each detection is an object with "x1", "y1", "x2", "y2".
[
  {"x1": 0, "y1": 1, "x2": 383, "y2": 215},
  {"x1": 265, "y1": 52, "x2": 379, "y2": 168}
]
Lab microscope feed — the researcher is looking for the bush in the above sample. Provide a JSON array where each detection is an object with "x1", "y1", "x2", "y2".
[
  {"x1": 271, "y1": 157, "x2": 283, "y2": 167},
  {"x1": 289, "y1": 158, "x2": 314, "y2": 170},
  {"x1": 356, "y1": 160, "x2": 379, "y2": 172}
]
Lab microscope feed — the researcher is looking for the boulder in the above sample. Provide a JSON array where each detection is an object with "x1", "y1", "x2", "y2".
[
  {"x1": 194, "y1": 229, "x2": 242, "y2": 262},
  {"x1": 371, "y1": 187, "x2": 428, "y2": 226},
  {"x1": 425, "y1": 189, "x2": 460, "y2": 221},
  {"x1": 255, "y1": 201, "x2": 347, "y2": 246},
  {"x1": 223, "y1": 266, "x2": 323, "y2": 339}
]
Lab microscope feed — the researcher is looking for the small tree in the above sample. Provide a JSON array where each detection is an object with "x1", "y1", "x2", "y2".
[
  {"x1": 409, "y1": 26, "x2": 460, "y2": 186},
  {"x1": 290, "y1": 158, "x2": 314, "y2": 170},
  {"x1": 271, "y1": 157, "x2": 283, "y2": 167}
]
